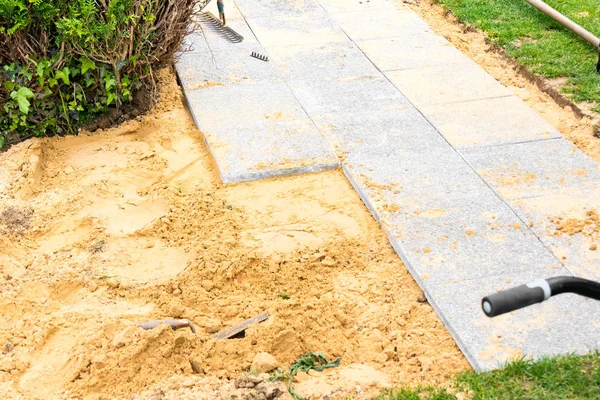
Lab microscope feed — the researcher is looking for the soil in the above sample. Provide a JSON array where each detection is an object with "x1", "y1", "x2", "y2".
[
  {"x1": 0, "y1": 68, "x2": 469, "y2": 400},
  {"x1": 406, "y1": 0, "x2": 600, "y2": 164},
  {"x1": 550, "y1": 210, "x2": 600, "y2": 242}
]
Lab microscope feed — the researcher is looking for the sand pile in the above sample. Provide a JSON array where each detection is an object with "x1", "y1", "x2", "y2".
[{"x1": 0, "y1": 68, "x2": 468, "y2": 399}]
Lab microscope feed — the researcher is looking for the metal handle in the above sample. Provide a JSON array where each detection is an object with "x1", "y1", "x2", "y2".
[
  {"x1": 482, "y1": 279, "x2": 550, "y2": 317},
  {"x1": 482, "y1": 276, "x2": 600, "y2": 317}
]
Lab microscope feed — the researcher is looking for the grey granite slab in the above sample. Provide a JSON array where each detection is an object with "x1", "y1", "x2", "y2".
[
  {"x1": 180, "y1": 30, "x2": 212, "y2": 54},
  {"x1": 463, "y1": 138, "x2": 600, "y2": 200},
  {"x1": 184, "y1": 82, "x2": 338, "y2": 182},
  {"x1": 185, "y1": 81, "x2": 309, "y2": 127},
  {"x1": 356, "y1": 35, "x2": 467, "y2": 72},
  {"x1": 234, "y1": 0, "x2": 325, "y2": 19},
  {"x1": 383, "y1": 203, "x2": 560, "y2": 285},
  {"x1": 341, "y1": 146, "x2": 497, "y2": 201},
  {"x1": 176, "y1": 45, "x2": 282, "y2": 90},
  {"x1": 426, "y1": 270, "x2": 600, "y2": 371},
  {"x1": 310, "y1": 108, "x2": 449, "y2": 155},
  {"x1": 386, "y1": 59, "x2": 512, "y2": 107},
  {"x1": 331, "y1": 8, "x2": 431, "y2": 40},
  {"x1": 268, "y1": 41, "x2": 381, "y2": 84},
  {"x1": 288, "y1": 75, "x2": 410, "y2": 116},
  {"x1": 422, "y1": 96, "x2": 562, "y2": 149},
  {"x1": 511, "y1": 187, "x2": 600, "y2": 282},
  {"x1": 203, "y1": 119, "x2": 339, "y2": 183},
  {"x1": 340, "y1": 147, "x2": 561, "y2": 285},
  {"x1": 245, "y1": 15, "x2": 348, "y2": 47},
  {"x1": 317, "y1": 0, "x2": 398, "y2": 13}
]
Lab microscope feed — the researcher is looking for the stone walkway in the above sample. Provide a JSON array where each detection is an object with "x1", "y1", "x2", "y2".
[{"x1": 176, "y1": 0, "x2": 600, "y2": 370}]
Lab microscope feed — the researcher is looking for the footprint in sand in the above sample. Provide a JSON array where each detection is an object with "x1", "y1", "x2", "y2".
[{"x1": 19, "y1": 330, "x2": 80, "y2": 398}]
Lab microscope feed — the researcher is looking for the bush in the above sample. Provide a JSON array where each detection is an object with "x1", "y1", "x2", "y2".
[{"x1": 0, "y1": 0, "x2": 205, "y2": 148}]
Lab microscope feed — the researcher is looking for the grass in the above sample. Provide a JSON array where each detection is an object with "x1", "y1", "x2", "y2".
[
  {"x1": 378, "y1": 387, "x2": 456, "y2": 400},
  {"x1": 433, "y1": 0, "x2": 600, "y2": 112},
  {"x1": 379, "y1": 351, "x2": 600, "y2": 400},
  {"x1": 270, "y1": 352, "x2": 342, "y2": 400}
]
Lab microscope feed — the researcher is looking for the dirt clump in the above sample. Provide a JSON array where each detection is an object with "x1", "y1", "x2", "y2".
[
  {"x1": 550, "y1": 210, "x2": 600, "y2": 240},
  {"x1": 0, "y1": 68, "x2": 468, "y2": 399},
  {"x1": 132, "y1": 374, "x2": 292, "y2": 400},
  {"x1": 0, "y1": 207, "x2": 33, "y2": 234}
]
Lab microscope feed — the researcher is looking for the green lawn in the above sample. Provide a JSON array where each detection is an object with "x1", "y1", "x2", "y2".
[
  {"x1": 379, "y1": 352, "x2": 600, "y2": 400},
  {"x1": 432, "y1": 0, "x2": 600, "y2": 112}
]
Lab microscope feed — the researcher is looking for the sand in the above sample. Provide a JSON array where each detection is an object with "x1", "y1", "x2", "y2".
[{"x1": 0, "y1": 68, "x2": 469, "y2": 399}]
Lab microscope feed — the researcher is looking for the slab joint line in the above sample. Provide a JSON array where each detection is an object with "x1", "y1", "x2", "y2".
[{"x1": 338, "y1": 25, "x2": 571, "y2": 276}]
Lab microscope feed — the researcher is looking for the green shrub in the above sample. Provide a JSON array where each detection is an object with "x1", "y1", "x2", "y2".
[{"x1": 0, "y1": 0, "x2": 205, "y2": 148}]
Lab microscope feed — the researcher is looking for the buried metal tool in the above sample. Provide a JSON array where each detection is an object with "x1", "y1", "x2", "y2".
[
  {"x1": 139, "y1": 318, "x2": 197, "y2": 333},
  {"x1": 213, "y1": 311, "x2": 268, "y2": 339},
  {"x1": 251, "y1": 52, "x2": 269, "y2": 62}
]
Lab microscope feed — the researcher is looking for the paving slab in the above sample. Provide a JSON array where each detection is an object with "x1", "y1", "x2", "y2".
[
  {"x1": 386, "y1": 59, "x2": 512, "y2": 107},
  {"x1": 234, "y1": 0, "x2": 325, "y2": 19},
  {"x1": 287, "y1": 75, "x2": 410, "y2": 116},
  {"x1": 421, "y1": 96, "x2": 562, "y2": 149},
  {"x1": 339, "y1": 146, "x2": 561, "y2": 286},
  {"x1": 185, "y1": 81, "x2": 308, "y2": 125},
  {"x1": 176, "y1": 44, "x2": 282, "y2": 90},
  {"x1": 331, "y1": 8, "x2": 431, "y2": 40},
  {"x1": 511, "y1": 187, "x2": 600, "y2": 282},
  {"x1": 462, "y1": 138, "x2": 600, "y2": 200},
  {"x1": 357, "y1": 35, "x2": 467, "y2": 72},
  {"x1": 426, "y1": 270, "x2": 600, "y2": 371},
  {"x1": 317, "y1": 0, "x2": 397, "y2": 13},
  {"x1": 184, "y1": 82, "x2": 338, "y2": 182},
  {"x1": 245, "y1": 15, "x2": 348, "y2": 47},
  {"x1": 311, "y1": 108, "x2": 448, "y2": 154},
  {"x1": 268, "y1": 41, "x2": 381, "y2": 84}
]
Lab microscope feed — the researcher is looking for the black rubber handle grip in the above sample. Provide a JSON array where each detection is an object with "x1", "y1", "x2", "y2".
[{"x1": 482, "y1": 283, "x2": 546, "y2": 317}]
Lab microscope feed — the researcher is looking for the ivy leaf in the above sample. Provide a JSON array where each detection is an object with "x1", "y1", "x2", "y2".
[
  {"x1": 104, "y1": 76, "x2": 117, "y2": 91},
  {"x1": 106, "y1": 92, "x2": 116, "y2": 106},
  {"x1": 16, "y1": 96, "x2": 30, "y2": 114},
  {"x1": 37, "y1": 60, "x2": 51, "y2": 86},
  {"x1": 0, "y1": 136, "x2": 5, "y2": 148},
  {"x1": 10, "y1": 87, "x2": 35, "y2": 114},
  {"x1": 55, "y1": 67, "x2": 70, "y2": 84},
  {"x1": 18, "y1": 87, "x2": 34, "y2": 98},
  {"x1": 37, "y1": 59, "x2": 51, "y2": 77},
  {"x1": 80, "y1": 57, "x2": 96, "y2": 74}
]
